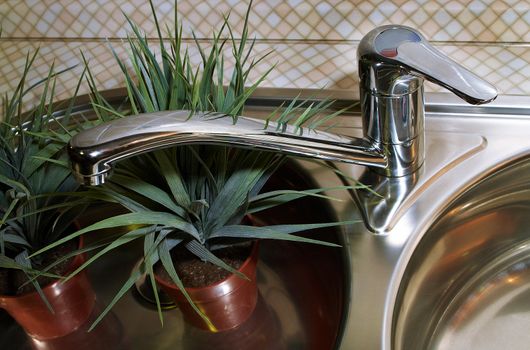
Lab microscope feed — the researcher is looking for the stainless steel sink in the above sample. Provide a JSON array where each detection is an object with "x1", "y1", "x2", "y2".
[
  {"x1": 394, "y1": 156, "x2": 530, "y2": 350},
  {"x1": 390, "y1": 97, "x2": 530, "y2": 350},
  {"x1": 330, "y1": 93, "x2": 530, "y2": 349},
  {"x1": 3, "y1": 89, "x2": 530, "y2": 349}
]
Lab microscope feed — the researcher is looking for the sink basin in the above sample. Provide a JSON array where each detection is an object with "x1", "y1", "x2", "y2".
[
  {"x1": 0, "y1": 159, "x2": 349, "y2": 350},
  {"x1": 0, "y1": 91, "x2": 351, "y2": 349},
  {"x1": 333, "y1": 93, "x2": 530, "y2": 349},
  {"x1": 394, "y1": 156, "x2": 530, "y2": 350}
]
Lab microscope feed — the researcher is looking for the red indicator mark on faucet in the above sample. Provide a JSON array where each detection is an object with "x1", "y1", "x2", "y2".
[
  {"x1": 375, "y1": 28, "x2": 421, "y2": 58},
  {"x1": 380, "y1": 48, "x2": 398, "y2": 58}
]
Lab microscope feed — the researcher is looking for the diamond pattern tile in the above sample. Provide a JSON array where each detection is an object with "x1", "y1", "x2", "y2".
[
  {"x1": 1, "y1": 0, "x2": 530, "y2": 42},
  {"x1": 0, "y1": 41, "x2": 125, "y2": 111},
  {"x1": 2, "y1": 40, "x2": 530, "y2": 111},
  {"x1": 1, "y1": 0, "x2": 530, "y2": 109}
]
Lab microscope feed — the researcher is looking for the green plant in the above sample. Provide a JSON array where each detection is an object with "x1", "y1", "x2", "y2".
[
  {"x1": 0, "y1": 50, "x2": 89, "y2": 300},
  {"x1": 34, "y1": 0, "x2": 360, "y2": 330}
]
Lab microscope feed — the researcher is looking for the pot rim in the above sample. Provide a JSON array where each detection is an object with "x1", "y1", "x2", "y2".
[{"x1": 155, "y1": 239, "x2": 259, "y2": 293}]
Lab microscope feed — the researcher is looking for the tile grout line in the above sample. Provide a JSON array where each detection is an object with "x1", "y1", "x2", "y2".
[{"x1": 2, "y1": 37, "x2": 530, "y2": 48}]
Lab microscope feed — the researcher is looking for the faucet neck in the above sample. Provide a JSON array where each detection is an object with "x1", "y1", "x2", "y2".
[{"x1": 359, "y1": 61, "x2": 425, "y2": 177}]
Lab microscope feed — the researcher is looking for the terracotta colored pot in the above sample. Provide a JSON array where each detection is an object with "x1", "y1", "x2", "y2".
[
  {"x1": 155, "y1": 241, "x2": 259, "y2": 332},
  {"x1": 182, "y1": 293, "x2": 282, "y2": 350},
  {"x1": 0, "y1": 237, "x2": 96, "y2": 340}
]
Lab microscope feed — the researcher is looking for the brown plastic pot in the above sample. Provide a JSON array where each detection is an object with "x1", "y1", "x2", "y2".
[
  {"x1": 155, "y1": 241, "x2": 259, "y2": 332},
  {"x1": 0, "y1": 237, "x2": 96, "y2": 340}
]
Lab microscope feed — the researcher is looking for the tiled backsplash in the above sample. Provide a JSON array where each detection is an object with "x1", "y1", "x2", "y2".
[
  {"x1": 1, "y1": 0, "x2": 530, "y2": 107},
  {"x1": 3, "y1": 0, "x2": 530, "y2": 41}
]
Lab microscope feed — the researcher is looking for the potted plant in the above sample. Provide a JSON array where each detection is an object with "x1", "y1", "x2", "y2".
[
  {"x1": 0, "y1": 51, "x2": 98, "y2": 340},
  {"x1": 34, "y1": 1, "x2": 358, "y2": 333}
]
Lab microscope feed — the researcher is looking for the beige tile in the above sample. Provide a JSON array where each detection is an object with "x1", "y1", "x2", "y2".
[
  {"x1": 2, "y1": 0, "x2": 530, "y2": 104},
  {"x1": 2, "y1": 40, "x2": 530, "y2": 112},
  {"x1": 2, "y1": 0, "x2": 530, "y2": 42}
]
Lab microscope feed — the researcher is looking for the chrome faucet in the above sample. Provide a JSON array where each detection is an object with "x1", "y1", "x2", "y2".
[
  {"x1": 358, "y1": 25, "x2": 496, "y2": 176},
  {"x1": 68, "y1": 25, "x2": 497, "y2": 231}
]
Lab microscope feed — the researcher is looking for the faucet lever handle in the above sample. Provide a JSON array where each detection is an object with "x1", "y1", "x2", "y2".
[{"x1": 361, "y1": 26, "x2": 498, "y2": 104}]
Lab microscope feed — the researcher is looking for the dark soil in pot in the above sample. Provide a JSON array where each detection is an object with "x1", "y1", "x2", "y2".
[
  {"x1": 155, "y1": 241, "x2": 253, "y2": 288},
  {"x1": 0, "y1": 239, "x2": 77, "y2": 296}
]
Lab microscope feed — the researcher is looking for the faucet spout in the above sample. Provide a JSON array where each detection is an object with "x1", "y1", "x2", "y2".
[
  {"x1": 67, "y1": 25, "x2": 499, "y2": 233},
  {"x1": 68, "y1": 110, "x2": 387, "y2": 185}
]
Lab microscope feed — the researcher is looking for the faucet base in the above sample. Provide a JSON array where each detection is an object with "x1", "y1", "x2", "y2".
[{"x1": 348, "y1": 131, "x2": 485, "y2": 233}]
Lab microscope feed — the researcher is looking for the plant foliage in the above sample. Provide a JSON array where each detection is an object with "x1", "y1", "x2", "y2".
[
  {"x1": 34, "y1": 0, "x2": 359, "y2": 330},
  {"x1": 0, "y1": 50, "x2": 90, "y2": 300}
]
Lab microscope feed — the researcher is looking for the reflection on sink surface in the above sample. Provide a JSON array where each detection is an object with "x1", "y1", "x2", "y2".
[
  {"x1": 0, "y1": 161, "x2": 349, "y2": 350},
  {"x1": 394, "y1": 157, "x2": 530, "y2": 350}
]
